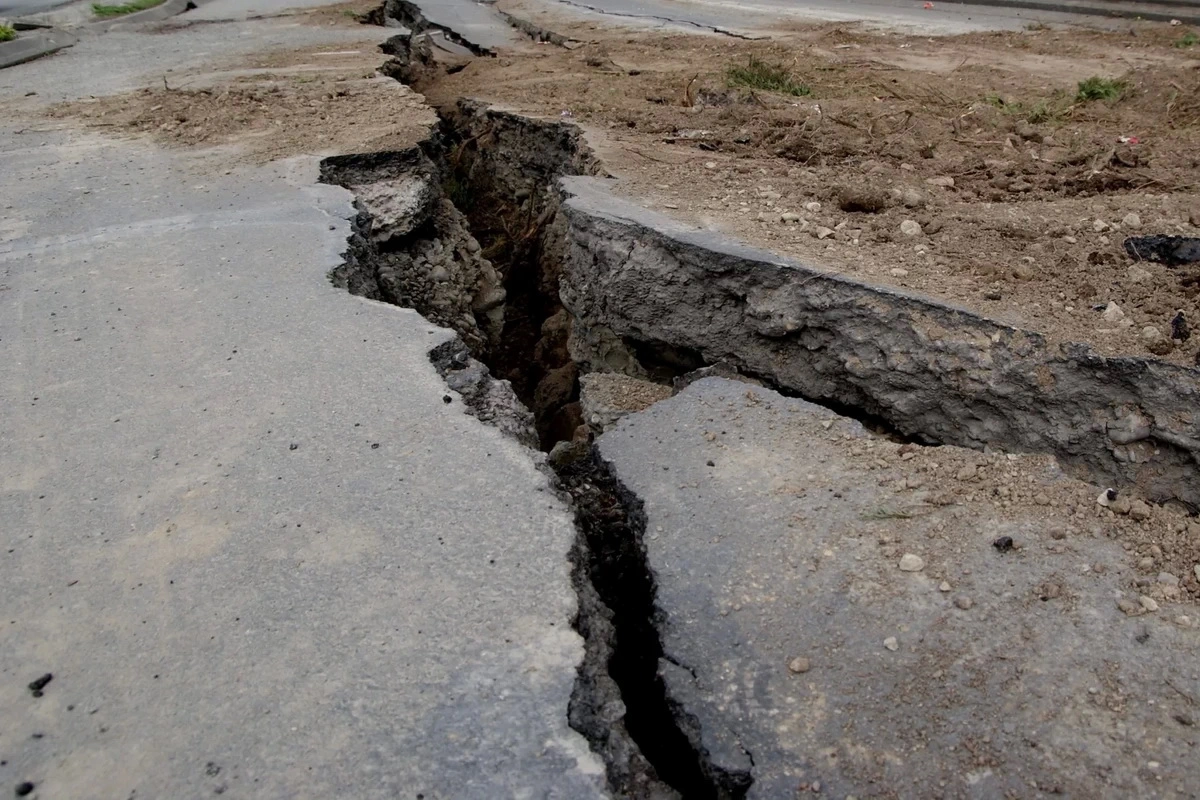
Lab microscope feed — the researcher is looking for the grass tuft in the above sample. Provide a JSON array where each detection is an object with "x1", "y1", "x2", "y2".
[
  {"x1": 1176, "y1": 31, "x2": 1199, "y2": 48},
  {"x1": 92, "y1": 0, "x2": 165, "y2": 17},
  {"x1": 985, "y1": 93, "x2": 1069, "y2": 124},
  {"x1": 1075, "y1": 76, "x2": 1126, "y2": 103},
  {"x1": 726, "y1": 56, "x2": 810, "y2": 97},
  {"x1": 0, "y1": 23, "x2": 16, "y2": 42}
]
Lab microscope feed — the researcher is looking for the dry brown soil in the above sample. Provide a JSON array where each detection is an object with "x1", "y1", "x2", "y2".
[
  {"x1": 46, "y1": 32, "x2": 433, "y2": 163},
  {"x1": 423, "y1": 1, "x2": 1200, "y2": 365}
]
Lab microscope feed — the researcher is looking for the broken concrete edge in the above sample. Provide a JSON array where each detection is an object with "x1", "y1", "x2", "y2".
[
  {"x1": 379, "y1": 0, "x2": 496, "y2": 57},
  {"x1": 554, "y1": 175, "x2": 1200, "y2": 509},
  {"x1": 0, "y1": 27, "x2": 76, "y2": 69},
  {"x1": 90, "y1": 0, "x2": 196, "y2": 32},
  {"x1": 496, "y1": 9, "x2": 583, "y2": 46}
]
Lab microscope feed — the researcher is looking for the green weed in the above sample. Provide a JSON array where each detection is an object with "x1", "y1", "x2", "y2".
[
  {"x1": 92, "y1": 0, "x2": 164, "y2": 18},
  {"x1": 726, "y1": 56, "x2": 810, "y2": 97},
  {"x1": 1175, "y1": 31, "x2": 1199, "y2": 48},
  {"x1": 0, "y1": 24, "x2": 16, "y2": 42},
  {"x1": 1075, "y1": 76, "x2": 1126, "y2": 103}
]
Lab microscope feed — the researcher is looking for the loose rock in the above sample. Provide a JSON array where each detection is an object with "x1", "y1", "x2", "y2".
[
  {"x1": 788, "y1": 657, "x2": 811, "y2": 674},
  {"x1": 900, "y1": 220, "x2": 923, "y2": 237},
  {"x1": 1102, "y1": 303, "x2": 1125, "y2": 323},
  {"x1": 883, "y1": 636, "x2": 899, "y2": 651},
  {"x1": 953, "y1": 595, "x2": 974, "y2": 610},
  {"x1": 1117, "y1": 597, "x2": 1143, "y2": 616},
  {"x1": 1170, "y1": 311, "x2": 1190, "y2": 342},
  {"x1": 899, "y1": 553, "x2": 925, "y2": 572}
]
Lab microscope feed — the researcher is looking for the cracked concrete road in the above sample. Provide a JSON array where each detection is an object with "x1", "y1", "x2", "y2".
[
  {"x1": 599, "y1": 378, "x2": 1200, "y2": 798},
  {"x1": 0, "y1": 7, "x2": 606, "y2": 799}
]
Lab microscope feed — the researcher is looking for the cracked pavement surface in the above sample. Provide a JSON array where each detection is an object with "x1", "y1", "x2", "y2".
[{"x1": 0, "y1": 6, "x2": 605, "y2": 797}]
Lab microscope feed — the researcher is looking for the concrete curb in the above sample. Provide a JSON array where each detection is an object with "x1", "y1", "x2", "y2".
[
  {"x1": 935, "y1": 0, "x2": 1200, "y2": 25},
  {"x1": 0, "y1": 27, "x2": 77, "y2": 68},
  {"x1": 90, "y1": 0, "x2": 195, "y2": 32}
]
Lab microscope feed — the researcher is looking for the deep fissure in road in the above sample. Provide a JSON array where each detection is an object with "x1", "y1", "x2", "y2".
[
  {"x1": 319, "y1": 94, "x2": 753, "y2": 798},
  {"x1": 321, "y1": 9, "x2": 1200, "y2": 795}
]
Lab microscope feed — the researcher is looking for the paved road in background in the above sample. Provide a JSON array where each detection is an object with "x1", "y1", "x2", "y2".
[
  {"x1": 540, "y1": 0, "x2": 1199, "y2": 33},
  {"x1": 0, "y1": 0, "x2": 73, "y2": 16}
]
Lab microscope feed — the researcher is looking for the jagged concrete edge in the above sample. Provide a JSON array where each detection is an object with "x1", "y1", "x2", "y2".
[
  {"x1": 556, "y1": 175, "x2": 1200, "y2": 508},
  {"x1": 382, "y1": 0, "x2": 496, "y2": 56},
  {"x1": 0, "y1": 28, "x2": 76, "y2": 69}
]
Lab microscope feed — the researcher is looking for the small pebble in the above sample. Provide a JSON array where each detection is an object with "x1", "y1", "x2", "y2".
[
  {"x1": 900, "y1": 220, "x2": 922, "y2": 237},
  {"x1": 1118, "y1": 597, "x2": 1143, "y2": 616},
  {"x1": 993, "y1": 536, "x2": 1014, "y2": 552},
  {"x1": 939, "y1": 581, "x2": 952, "y2": 592},
  {"x1": 1139, "y1": 595, "x2": 1160, "y2": 613},
  {"x1": 788, "y1": 657, "x2": 811, "y2": 674},
  {"x1": 899, "y1": 553, "x2": 925, "y2": 572},
  {"x1": 883, "y1": 636, "x2": 899, "y2": 651},
  {"x1": 953, "y1": 595, "x2": 974, "y2": 610}
]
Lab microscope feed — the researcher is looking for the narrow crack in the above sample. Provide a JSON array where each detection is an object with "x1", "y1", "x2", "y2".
[{"x1": 550, "y1": 0, "x2": 765, "y2": 40}]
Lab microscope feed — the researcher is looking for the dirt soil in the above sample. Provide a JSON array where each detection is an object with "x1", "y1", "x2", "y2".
[
  {"x1": 417, "y1": 1, "x2": 1200, "y2": 366},
  {"x1": 46, "y1": 32, "x2": 433, "y2": 163}
]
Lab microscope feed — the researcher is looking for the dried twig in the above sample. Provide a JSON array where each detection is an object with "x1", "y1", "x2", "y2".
[{"x1": 683, "y1": 73, "x2": 698, "y2": 108}]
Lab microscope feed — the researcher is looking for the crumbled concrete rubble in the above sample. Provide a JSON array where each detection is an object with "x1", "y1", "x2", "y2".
[
  {"x1": 321, "y1": 148, "x2": 506, "y2": 354},
  {"x1": 599, "y1": 377, "x2": 1200, "y2": 798},
  {"x1": 351, "y1": 173, "x2": 437, "y2": 243},
  {"x1": 579, "y1": 373, "x2": 672, "y2": 432},
  {"x1": 429, "y1": 339, "x2": 538, "y2": 450}
]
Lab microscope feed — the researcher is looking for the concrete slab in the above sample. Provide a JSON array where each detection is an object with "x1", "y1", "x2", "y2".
[
  {"x1": 0, "y1": 6, "x2": 607, "y2": 796},
  {"x1": 598, "y1": 377, "x2": 1200, "y2": 797},
  {"x1": 0, "y1": 27, "x2": 75, "y2": 69}
]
